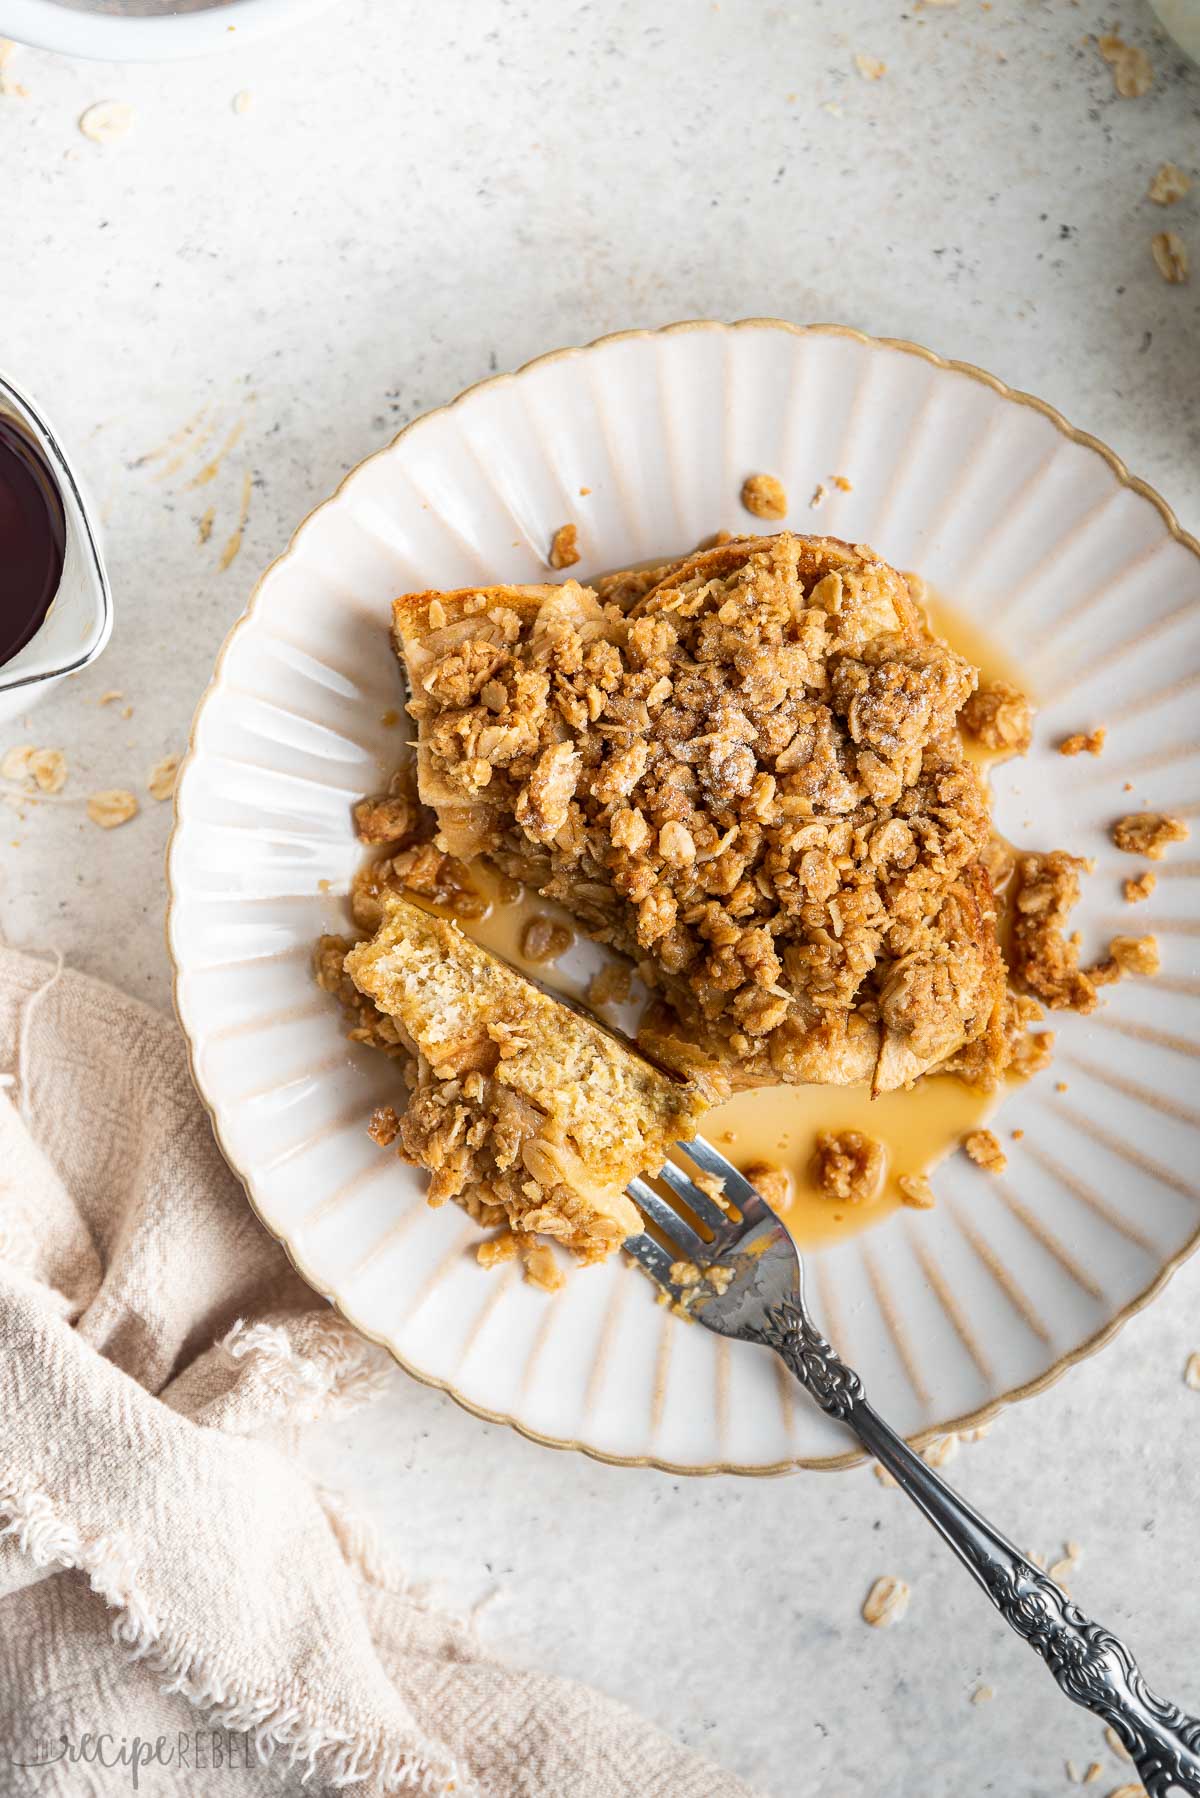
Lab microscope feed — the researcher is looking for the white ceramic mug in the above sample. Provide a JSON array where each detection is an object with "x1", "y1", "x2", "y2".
[{"x1": 0, "y1": 373, "x2": 111, "y2": 724}]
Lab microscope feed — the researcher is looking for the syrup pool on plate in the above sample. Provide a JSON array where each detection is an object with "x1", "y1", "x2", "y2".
[
  {"x1": 443, "y1": 588, "x2": 1025, "y2": 1250},
  {"x1": 0, "y1": 416, "x2": 65, "y2": 666}
]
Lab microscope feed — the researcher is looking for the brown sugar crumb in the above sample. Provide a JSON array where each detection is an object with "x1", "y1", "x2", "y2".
[
  {"x1": 548, "y1": 523, "x2": 581, "y2": 570},
  {"x1": 740, "y1": 472, "x2": 788, "y2": 520},
  {"x1": 964, "y1": 1128, "x2": 1006, "y2": 1173},
  {"x1": 477, "y1": 1230, "x2": 517, "y2": 1269},
  {"x1": 588, "y1": 961, "x2": 632, "y2": 1008},
  {"x1": 1009, "y1": 850, "x2": 1098, "y2": 1013},
  {"x1": 898, "y1": 1171, "x2": 936, "y2": 1210},
  {"x1": 742, "y1": 1159, "x2": 792, "y2": 1210},
  {"x1": 354, "y1": 771, "x2": 421, "y2": 847},
  {"x1": 520, "y1": 915, "x2": 574, "y2": 964},
  {"x1": 1058, "y1": 726, "x2": 1106, "y2": 757},
  {"x1": 367, "y1": 1104, "x2": 401, "y2": 1146},
  {"x1": 1112, "y1": 812, "x2": 1189, "y2": 860},
  {"x1": 861, "y1": 1575, "x2": 909, "y2": 1627},
  {"x1": 86, "y1": 789, "x2": 139, "y2": 830},
  {"x1": 959, "y1": 679, "x2": 1034, "y2": 757},
  {"x1": 521, "y1": 1241, "x2": 565, "y2": 1292},
  {"x1": 1091, "y1": 933, "x2": 1160, "y2": 985},
  {"x1": 1149, "y1": 163, "x2": 1192, "y2": 206},
  {"x1": 1097, "y1": 33, "x2": 1153, "y2": 97},
  {"x1": 812, "y1": 1130, "x2": 885, "y2": 1205},
  {"x1": 854, "y1": 53, "x2": 887, "y2": 81},
  {"x1": 1123, "y1": 870, "x2": 1156, "y2": 904},
  {"x1": 1152, "y1": 231, "x2": 1189, "y2": 284}
]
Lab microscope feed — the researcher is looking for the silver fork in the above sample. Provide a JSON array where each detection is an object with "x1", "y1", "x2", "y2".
[{"x1": 628, "y1": 1139, "x2": 1200, "y2": 1797}]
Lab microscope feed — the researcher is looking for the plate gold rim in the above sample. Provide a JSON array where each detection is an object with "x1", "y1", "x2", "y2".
[{"x1": 164, "y1": 316, "x2": 1200, "y2": 1477}]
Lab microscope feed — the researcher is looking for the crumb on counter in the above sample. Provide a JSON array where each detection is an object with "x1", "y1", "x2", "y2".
[
  {"x1": 964, "y1": 1128, "x2": 1006, "y2": 1174},
  {"x1": 854, "y1": 53, "x2": 887, "y2": 81},
  {"x1": 147, "y1": 753, "x2": 181, "y2": 803},
  {"x1": 812, "y1": 1130, "x2": 885, "y2": 1205},
  {"x1": 1149, "y1": 163, "x2": 1192, "y2": 206},
  {"x1": 78, "y1": 100, "x2": 135, "y2": 144},
  {"x1": 740, "y1": 472, "x2": 788, "y2": 520},
  {"x1": 1151, "y1": 231, "x2": 1189, "y2": 284},
  {"x1": 1112, "y1": 812, "x2": 1189, "y2": 860},
  {"x1": 1123, "y1": 871, "x2": 1156, "y2": 904},
  {"x1": 959, "y1": 680, "x2": 1034, "y2": 756},
  {"x1": 742, "y1": 1159, "x2": 792, "y2": 1211},
  {"x1": 1097, "y1": 33, "x2": 1153, "y2": 97},
  {"x1": 898, "y1": 1172, "x2": 935, "y2": 1210},
  {"x1": 1184, "y1": 1352, "x2": 1200, "y2": 1390},
  {"x1": 548, "y1": 522, "x2": 581, "y2": 569},
  {"x1": 1058, "y1": 726, "x2": 1106, "y2": 757}
]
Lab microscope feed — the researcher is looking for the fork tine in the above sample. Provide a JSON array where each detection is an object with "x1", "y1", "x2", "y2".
[
  {"x1": 623, "y1": 1229, "x2": 681, "y2": 1289},
  {"x1": 655, "y1": 1158, "x2": 728, "y2": 1230},
  {"x1": 626, "y1": 1177, "x2": 709, "y2": 1263}
]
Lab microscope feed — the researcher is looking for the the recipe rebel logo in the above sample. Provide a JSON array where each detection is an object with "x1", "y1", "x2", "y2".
[{"x1": 4, "y1": 1728, "x2": 257, "y2": 1788}]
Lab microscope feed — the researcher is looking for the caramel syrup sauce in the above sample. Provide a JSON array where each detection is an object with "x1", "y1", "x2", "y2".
[
  {"x1": 0, "y1": 418, "x2": 66, "y2": 668},
  {"x1": 425, "y1": 588, "x2": 1031, "y2": 1249}
]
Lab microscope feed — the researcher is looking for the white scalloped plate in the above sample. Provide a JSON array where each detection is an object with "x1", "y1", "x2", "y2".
[{"x1": 167, "y1": 321, "x2": 1200, "y2": 1473}]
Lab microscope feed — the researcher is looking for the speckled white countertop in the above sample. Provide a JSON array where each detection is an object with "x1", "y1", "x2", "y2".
[{"x1": 2, "y1": 3, "x2": 1199, "y2": 1793}]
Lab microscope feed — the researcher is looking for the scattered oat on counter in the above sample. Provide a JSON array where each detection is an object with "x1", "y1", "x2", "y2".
[
  {"x1": 873, "y1": 1462, "x2": 898, "y2": 1488},
  {"x1": 964, "y1": 1129, "x2": 1006, "y2": 1174},
  {"x1": 2, "y1": 746, "x2": 67, "y2": 794},
  {"x1": 477, "y1": 1230, "x2": 517, "y2": 1269},
  {"x1": 1122, "y1": 871, "x2": 1155, "y2": 904},
  {"x1": 1081, "y1": 1767, "x2": 1102, "y2": 1786},
  {"x1": 812, "y1": 1130, "x2": 885, "y2": 1204},
  {"x1": 742, "y1": 1160, "x2": 791, "y2": 1211},
  {"x1": 1090, "y1": 933, "x2": 1160, "y2": 984},
  {"x1": 1105, "y1": 1726, "x2": 1132, "y2": 1762},
  {"x1": 197, "y1": 508, "x2": 215, "y2": 545},
  {"x1": 970, "y1": 1685, "x2": 994, "y2": 1705},
  {"x1": 960, "y1": 680, "x2": 1034, "y2": 757},
  {"x1": 232, "y1": 90, "x2": 253, "y2": 115},
  {"x1": 98, "y1": 689, "x2": 123, "y2": 706},
  {"x1": 1184, "y1": 1352, "x2": 1200, "y2": 1390},
  {"x1": 79, "y1": 100, "x2": 135, "y2": 144},
  {"x1": 547, "y1": 522, "x2": 580, "y2": 570},
  {"x1": 862, "y1": 1575, "x2": 909, "y2": 1627},
  {"x1": 898, "y1": 1172, "x2": 936, "y2": 1209},
  {"x1": 1107, "y1": 1787, "x2": 1147, "y2": 1798},
  {"x1": 0, "y1": 38, "x2": 28, "y2": 97},
  {"x1": 587, "y1": 961, "x2": 632, "y2": 1008},
  {"x1": 87, "y1": 789, "x2": 139, "y2": 829},
  {"x1": 854, "y1": 54, "x2": 886, "y2": 81},
  {"x1": 147, "y1": 753, "x2": 181, "y2": 803},
  {"x1": 520, "y1": 915, "x2": 574, "y2": 964},
  {"x1": 1112, "y1": 812, "x2": 1189, "y2": 860},
  {"x1": 740, "y1": 472, "x2": 788, "y2": 520},
  {"x1": 1059, "y1": 726, "x2": 1106, "y2": 757},
  {"x1": 921, "y1": 1434, "x2": 959, "y2": 1468},
  {"x1": 1148, "y1": 163, "x2": 1192, "y2": 206},
  {"x1": 521, "y1": 1240, "x2": 565, "y2": 1293},
  {"x1": 1097, "y1": 34, "x2": 1153, "y2": 97},
  {"x1": 0, "y1": 745, "x2": 34, "y2": 782},
  {"x1": 1151, "y1": 231, "x2": 1189, "y2": 284}
]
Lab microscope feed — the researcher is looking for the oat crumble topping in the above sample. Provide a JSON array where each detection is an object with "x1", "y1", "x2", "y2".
[
  {"x1": 742, "y1": 1159, "x2": 791, "y2": 1210},
  {"x1": 897, "y1": 1171, "x2": 935, "y2": 1209},
  {"x1": 740, "y1": 473, "x2": 788, "y2": 520},
  {"x1": 394, "y1": 535, "x2": 1008, "y2": 1098},
  {"x1": 1058, "y1": 726, "x2": 1106, "y2": 757},
  {"x1": 1091, "y1": 933, "x2": 1160, "y2": 983},
  {"x1": 1112, "y1": 812, "x2": 1189, "y2": 860},
  {"x1": 477, "y1": 1230, "x2": 517, "y2": 1269},
  {"x1": 811, "y1": 1129, "x2": 885, "y2": 1204},
  {"x1": 959, "y1": 679, "x2": 1034, "y2": 757},
  {"x1": 964, "y1": 1128, "x2": 1006, "y2": 1173},
  {"x1": 1008, "y1": 851, "x2": 1098, "y2": 1013}
]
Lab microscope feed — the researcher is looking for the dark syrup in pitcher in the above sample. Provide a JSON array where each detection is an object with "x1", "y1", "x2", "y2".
[{"x1": 0, "y1": 416, "x2": 66, "y2": 667}]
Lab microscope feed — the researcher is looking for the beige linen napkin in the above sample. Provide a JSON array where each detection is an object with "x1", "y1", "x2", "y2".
[{"x1": 0, "y1": 946, "x2": 760, "y2": 1798}]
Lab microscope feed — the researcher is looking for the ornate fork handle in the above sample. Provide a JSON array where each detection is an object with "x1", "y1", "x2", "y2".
[{"x1": 755, "y1": 1300, "x2": 1200, "y2": 1797}]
